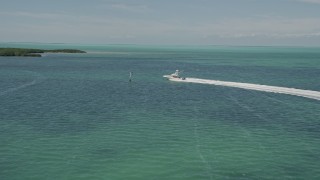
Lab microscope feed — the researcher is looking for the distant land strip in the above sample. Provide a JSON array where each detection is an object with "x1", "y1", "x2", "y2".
[{"x1": 0, "y1": 48, "x2": 86, "y2": 57}]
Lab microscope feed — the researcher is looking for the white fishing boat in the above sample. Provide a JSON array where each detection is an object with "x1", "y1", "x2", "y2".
[{"x1": 163, "y1": 70, "x2": 186, "y2": 80}]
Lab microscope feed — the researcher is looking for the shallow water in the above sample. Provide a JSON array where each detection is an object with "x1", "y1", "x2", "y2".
[{"x1": 1, "y1": 44, "x2": 320, "y2": 179}]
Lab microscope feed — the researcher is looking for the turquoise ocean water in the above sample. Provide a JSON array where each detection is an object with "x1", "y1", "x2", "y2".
[{"x1": 1, "y1": 43, "x2": 320, "y2": 179}]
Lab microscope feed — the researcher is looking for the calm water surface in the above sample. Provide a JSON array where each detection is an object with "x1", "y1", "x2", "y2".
[{"x1": 1, "y1": 44, "x2": 320, "y2": 179}]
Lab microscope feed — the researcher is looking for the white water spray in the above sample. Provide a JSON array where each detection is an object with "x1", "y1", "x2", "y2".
[{"x1": 169, "y1": 77, "x2": 320, "y2": 101}]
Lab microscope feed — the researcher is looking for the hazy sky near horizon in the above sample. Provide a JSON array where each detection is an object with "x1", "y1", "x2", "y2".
[{"x1": 1, "y1": 0, "x2": 320, "y2": 46}]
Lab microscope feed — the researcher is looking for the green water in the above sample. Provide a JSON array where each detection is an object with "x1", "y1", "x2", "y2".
[{"x1": 1, "y1": 43, "x2": 320, "y2": 179}]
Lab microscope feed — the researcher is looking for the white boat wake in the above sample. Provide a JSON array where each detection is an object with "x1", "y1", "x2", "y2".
[
  {"x1": 0, "y1": 80, "x2": 38, "y2": 96},
  {"x1": 169, "y1": 77, "x2": 320, "y2": 101},
  {"x1": 0, "y1": 71, "x2": 46, "y2": 96}
]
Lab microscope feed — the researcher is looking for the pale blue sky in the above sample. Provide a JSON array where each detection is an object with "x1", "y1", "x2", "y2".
[{"x1": 1, "y1": 0, "x2": 320, "y2": 46}]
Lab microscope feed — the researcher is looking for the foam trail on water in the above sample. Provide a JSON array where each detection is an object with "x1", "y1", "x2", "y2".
[
  {"x1": 170, "y1": 78, "x2": 320, "y2": 101},
  {"x1": 0, "y1": 80, "x2": 38, "y2": 96},
  {"x1": 0, "y1": 71, "x2": 46, "y2": 96}
]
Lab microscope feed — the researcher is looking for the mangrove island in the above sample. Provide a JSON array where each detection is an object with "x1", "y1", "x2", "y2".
[{"x1": 0, "y1": 48, "x2": 86, "y2": 57}]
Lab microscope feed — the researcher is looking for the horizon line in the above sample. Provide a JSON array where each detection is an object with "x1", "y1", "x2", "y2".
[{"x1": 1, "y1": 41, "x2": 320, "y2": 48}]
